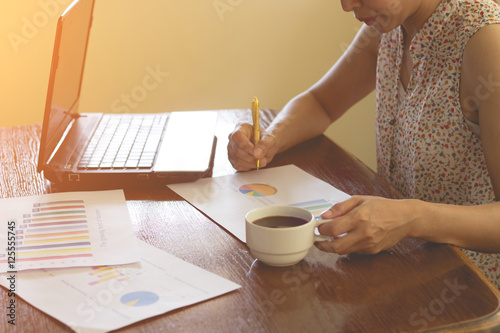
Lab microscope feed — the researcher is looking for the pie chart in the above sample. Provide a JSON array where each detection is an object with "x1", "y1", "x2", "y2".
[
  {"x1": 120, "y1": 291, "x2": 159, "y2": 307},
  {"x1": 239, "y1": 184, "x2": 277, "y2": 197}
]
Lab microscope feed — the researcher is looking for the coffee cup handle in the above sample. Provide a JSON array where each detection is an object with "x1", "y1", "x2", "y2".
[{"x1": 314, "y1": 218, "x2": 333, "y2": 242}]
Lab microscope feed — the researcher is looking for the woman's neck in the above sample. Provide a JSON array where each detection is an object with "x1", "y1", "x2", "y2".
[{"x1": 402, "y1": 0, "x2": 443, "y2": 42}]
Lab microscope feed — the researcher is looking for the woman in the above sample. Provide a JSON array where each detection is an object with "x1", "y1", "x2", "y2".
[{"x1": 227, "y1": 0, "x2": 500, "y2": 288}]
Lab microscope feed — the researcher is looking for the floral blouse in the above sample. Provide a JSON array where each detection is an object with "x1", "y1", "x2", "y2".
[{"x1": 375, "y1": 0, "x2": 500, "y2": 288}]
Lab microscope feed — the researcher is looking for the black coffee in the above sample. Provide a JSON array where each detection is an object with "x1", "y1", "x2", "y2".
[{"x1": 253, "y1": 216, "x2": 308, "y2": 228}]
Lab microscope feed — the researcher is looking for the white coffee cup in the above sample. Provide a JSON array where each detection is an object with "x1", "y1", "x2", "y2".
[{"x1": 245, "y1": 205, "x2": 332, "y2": 267}]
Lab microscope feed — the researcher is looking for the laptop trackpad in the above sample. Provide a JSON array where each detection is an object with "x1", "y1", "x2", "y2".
[{"x1": 153, "y1": 111, "x2": 218, "y2": 173}]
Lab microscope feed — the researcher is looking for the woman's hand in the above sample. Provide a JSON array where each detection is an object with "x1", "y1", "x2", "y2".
[
  {"x1": 227, "y1": 123, "x2": 279, "y2": 171},
  {"x1": 316, "y1": 196, "x2": 419, "y2": 255}
]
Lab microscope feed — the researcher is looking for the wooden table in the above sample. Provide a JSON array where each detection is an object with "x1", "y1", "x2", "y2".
[{"x1": 1, "y1": 109, "x2": 500, "y2": 332}]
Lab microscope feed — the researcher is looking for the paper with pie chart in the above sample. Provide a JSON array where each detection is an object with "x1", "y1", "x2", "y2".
[
  {"x1": 168, "y1": 164, "x2": 351, "y2": 242},
  {"x1": 0, "y1": 239, "x2": 240, "y2": 333}
]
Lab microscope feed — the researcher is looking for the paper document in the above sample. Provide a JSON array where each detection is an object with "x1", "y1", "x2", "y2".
[
  {"x1": 0, "y1": 190, "x2": 140, "y2": 272},
  {"x1": 0, "y1": 239, "x2": 240, "y2": 333},
  {"x1": 168, "y1": 165, "x2": 351, "y2": 242}
]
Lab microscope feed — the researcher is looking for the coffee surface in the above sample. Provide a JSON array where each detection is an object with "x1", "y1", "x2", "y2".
[{"x1": 253, "y1": 216, "x2": 308, "y2": 228}]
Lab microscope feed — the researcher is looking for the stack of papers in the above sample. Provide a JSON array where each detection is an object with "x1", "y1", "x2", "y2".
[
  {"x1": 0, "y1": 190, "x2": 240, "y2": 332},
  {"x1": 1, "y1": 165, "x2": 351, "y2": 332}
]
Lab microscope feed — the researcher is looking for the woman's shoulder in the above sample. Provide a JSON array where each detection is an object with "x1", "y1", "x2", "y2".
[{"x1": 454, "y1": 0, "x2": 500, "y2": 26}]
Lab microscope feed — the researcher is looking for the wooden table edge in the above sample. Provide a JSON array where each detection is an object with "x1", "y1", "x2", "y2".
[{"x1": 428, "y1": 302, "x2": 500, "y2": 332}]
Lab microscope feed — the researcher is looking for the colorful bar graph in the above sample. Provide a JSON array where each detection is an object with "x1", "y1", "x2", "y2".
[
  {"x1": 88, "y1": 266, "x2": 132, "y2": 286},
  {"x1": 33, "y1": 200, "x2": 84, "y2": 207},
  {"x1": 19, "y1": 235, "x2": 90, "y2": 245},
  {"x1": 19, "y1": 220, "x2": 87, "y2": 228},
  {"x1": 289, "y1": 199, "x2": 333, "y2": 219},
  {"x1": 1, "y1": 199, "x2": 93, "y2": 264},
  {"x1": 7, "y1": 254, "x2": 93, "y2": 262},
  {"x1": 34, "y1": 205, "x2": 85, "y2": 212}
]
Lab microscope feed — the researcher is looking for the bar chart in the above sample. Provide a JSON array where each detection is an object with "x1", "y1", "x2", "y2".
[
  {"x1": 0, "y1": 190, "x2": 141, "y2": 271},
  {"x1": 9, "y1": 199, "x2": 94, "y2": 263},
  {"x1": 88, "y1": 266, "x2": 132, "y2": 286},
  {"x1": 289, "y1": 199, "x2": 335, "y2": 219}
]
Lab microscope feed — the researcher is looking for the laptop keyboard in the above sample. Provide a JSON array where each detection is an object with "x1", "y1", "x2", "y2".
[{"x1": 77, "y1": 114, "x2": 167, "y2": 170}]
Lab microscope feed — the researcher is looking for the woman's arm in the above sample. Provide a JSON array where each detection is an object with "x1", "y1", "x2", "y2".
[
  {"x1": 317, "y1": 24, "x2": 500, "y2": 254},
  {"x1": 416, "y1": 23, "x2": 500, "y2": 251},
  {"x1": 228, "y1": 25, "x2": 381, "y2": 171},
  {"x1": 461, "y1": 23, "x2": 500, "y2": 200},
  {"x1": 413, "y1": 23, "x2": 500, "y2": 251},
  {"x1": 317, "y1": 196, "x2": 500, "y2": 254},
  {"x1": 267, "y1": 24, "x2": 381, "y2": 153}
]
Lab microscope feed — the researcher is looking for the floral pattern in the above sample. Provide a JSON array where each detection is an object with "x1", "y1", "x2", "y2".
[{"x1": 376, "y1": 0, "x2": 500, "y2": 289}]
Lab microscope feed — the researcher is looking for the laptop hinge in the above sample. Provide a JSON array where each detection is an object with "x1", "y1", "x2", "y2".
[
  {"x1": 65, "y1": 110, "x2": 82, "y2": 119},
  {"x1": 46, "y1": 118, "x2": 76, "y2": 166}
]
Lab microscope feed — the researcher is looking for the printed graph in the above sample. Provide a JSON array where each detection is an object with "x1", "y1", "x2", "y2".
[
  {"x1": 289, "y1": 199, "x2": 334, "y2": 219},
  {"x1": 239, "y1": 184, "x2": 277, "y2": 197},
  {"x1": 88, "y1": 266, "x2": 133, "y2": 286},
  {"x1": 1, "y1": 199, "x2": 94, "y2": 264},
  {"x1": 120, "y1": 291, "x2": 159, "y2": 307}
]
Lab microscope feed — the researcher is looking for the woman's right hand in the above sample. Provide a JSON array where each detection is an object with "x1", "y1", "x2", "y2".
[{"x1": 227, "y1": 123, "x2": 279, "y2": 171}]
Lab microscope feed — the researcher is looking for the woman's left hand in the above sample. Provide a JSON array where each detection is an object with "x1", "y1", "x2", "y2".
[{"x1": 316, "y1": 196, "x2": 419, "y2": 255}]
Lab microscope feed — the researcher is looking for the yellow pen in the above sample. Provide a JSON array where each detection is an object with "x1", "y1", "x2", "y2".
[{"x1": 251, "y1": 97, "x2": 260, "y2": 169}]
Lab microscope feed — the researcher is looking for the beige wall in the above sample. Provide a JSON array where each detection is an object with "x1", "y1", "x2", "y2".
[{"x1": 0, "y1": 0, "x2": 376, "y2": 170}]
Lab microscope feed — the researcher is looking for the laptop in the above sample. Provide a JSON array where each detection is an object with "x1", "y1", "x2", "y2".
[{"x1": 37, "y1": 0, "x2": 218, "y2": 189}]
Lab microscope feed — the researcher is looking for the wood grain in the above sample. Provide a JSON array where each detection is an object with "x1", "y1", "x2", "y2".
[{"x1": 1, "y1": 110, "x2": 499, "y2": 332}]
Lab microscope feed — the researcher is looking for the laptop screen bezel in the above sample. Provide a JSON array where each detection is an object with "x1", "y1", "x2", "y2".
[{"x1": 37, "y1": 0, "x2": 95, "y2": 173}]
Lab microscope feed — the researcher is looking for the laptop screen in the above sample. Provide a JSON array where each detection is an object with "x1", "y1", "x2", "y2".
[{"x1": 38, "y1": 0, "x2": 95, "y2": 169}]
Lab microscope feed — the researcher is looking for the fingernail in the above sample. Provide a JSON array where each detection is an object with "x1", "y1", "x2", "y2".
[{"x1": 321, "y1": 210, "x2": 333, "y2": 219}]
